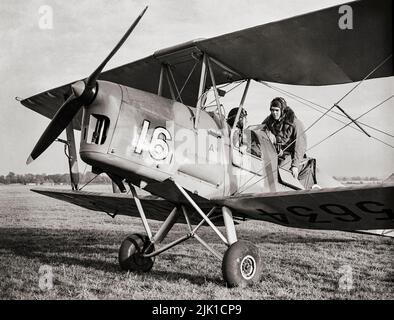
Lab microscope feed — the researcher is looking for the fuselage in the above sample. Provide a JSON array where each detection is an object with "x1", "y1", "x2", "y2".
[{"x1": 79, "y1": 81, "x2": 291, "y2": 200}]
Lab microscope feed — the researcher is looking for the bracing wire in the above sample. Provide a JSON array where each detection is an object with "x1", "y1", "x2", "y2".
[
  {"x1": 204, "y1": 80, "x2": 246, "y2": 109},
  {"x1": 260, "y1": 81, "x2": 394, "y2": 139},
  {"x1": 78, "y1": 173, "x2": 100, "y2": 191},
  {"x1": 176, "y1": 60, "x2": 199, "y2": 101},
  {"x1": 235, "y1": 53, "x2": 393, "y2": 196},
  {"x1": 259, "y1": 81, "x2": 394, "y2": 148},
  {"x1": 235, "y1": 94, "x2": 394, "y2": 195},
  {"x1": 335, "y1": 54, "x2": 393, "y2": 106},
  {"x1": 273, "y1": 54, "x2": 393, "y2": 139},
  {"x1": 308, "y1": 95, "x2": 394, "y2": 151}
]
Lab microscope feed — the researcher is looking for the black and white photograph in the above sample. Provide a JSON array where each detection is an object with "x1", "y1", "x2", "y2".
[{"x1": 0, "y1": 0, "x2": 393, "y2": 303}]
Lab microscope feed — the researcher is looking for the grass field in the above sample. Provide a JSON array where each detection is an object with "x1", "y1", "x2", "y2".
[{"x1": 0, "y1": 184, "x2": 393, "y2": 300}]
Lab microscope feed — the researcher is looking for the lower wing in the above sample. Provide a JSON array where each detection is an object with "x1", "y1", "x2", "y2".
[
  {"x1": 30, "y1": 188, "x2": 224, "y2": 225},
  {"x1": 213, "y1": 183, "x2": 394, "y2": 231}
]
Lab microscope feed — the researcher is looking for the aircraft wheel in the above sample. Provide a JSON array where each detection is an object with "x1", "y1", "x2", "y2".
[
  {"x1": 118, "y1": 233, "x2": 155, "y2": 272},
  {"x1": 222, "y1": 240, "x2": 262, "y2": 288}
]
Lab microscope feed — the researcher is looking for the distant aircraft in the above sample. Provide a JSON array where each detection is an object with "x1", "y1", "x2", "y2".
[{"x1": 19, "y1": 0, "x2": 393, "y2": 287}]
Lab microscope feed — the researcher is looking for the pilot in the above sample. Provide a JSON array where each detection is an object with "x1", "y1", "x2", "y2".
[
  {"x1": 227, "y1": 107, "x2": 247, "y2": 128},
  {"x1": 227, "y1": 107, "x2": 260, "y2": 156},
  {"x1": 261, "y1": 97, "x2": 307, "y2": 179},
  {"x1": 227, "y1": 107, "x2": 247, "y2": 148}
]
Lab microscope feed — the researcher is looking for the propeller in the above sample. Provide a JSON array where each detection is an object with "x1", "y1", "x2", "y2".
[{"x1": 27, "y1": 6, "x2": 148, "y2": 165}]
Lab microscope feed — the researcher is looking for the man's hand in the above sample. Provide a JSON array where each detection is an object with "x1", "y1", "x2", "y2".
[{"x1": 291, "y1": 166, "x2": 299, "y2": 179}]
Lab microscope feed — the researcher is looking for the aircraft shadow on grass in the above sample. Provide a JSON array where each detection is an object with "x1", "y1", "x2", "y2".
[{"x1": 0, "y1": 226, "x2": 369, "y2": 287}]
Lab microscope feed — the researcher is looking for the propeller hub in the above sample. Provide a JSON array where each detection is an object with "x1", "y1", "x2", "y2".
[{"x1": 71, "y1": 80, "x2": 86, "y2": 98}]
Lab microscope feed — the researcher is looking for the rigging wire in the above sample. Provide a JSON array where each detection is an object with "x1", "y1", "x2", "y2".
[
  {"x1": 335, "y1": 54, "x2": 392, "y2": 106},
  {"x1": 78, "y1": 173, "x2": 100, "y2": 191},
  {"x1": 235, "y1": 62, "x2": 394, "y2": 196},
  {"x1": 81, "y1": 164, "x2": 88, "y2": 177},
  {"x1": 204, "y1": 80, "x2": 246, "y2": 109},
  {"x1": 259, "y1": 81, "x2": 394, "y2": 148},
  {"x1": 308, "y1": 95, "x2": 394, "y2": 151},
  {"x1": 285, "y1": 54, "x2": 393, "y2": 138},
  {"x1": 176, "y1": 60, "x2": 199, "y2": 101},
  {"x1": 235, "y1": 94, "x2": 394, "y2": 195},
  {"x1": 259, "y1": 81, "x2": 394, "y2": 139}
]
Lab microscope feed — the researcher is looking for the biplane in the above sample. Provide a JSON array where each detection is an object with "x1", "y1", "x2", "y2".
[{"x1": 20, "y1": 0, "x2": 393, "y2": 287}]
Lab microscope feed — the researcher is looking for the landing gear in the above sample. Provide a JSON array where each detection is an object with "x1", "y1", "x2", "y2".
[
  {"x1": 118, "y1": 234, "x2": 155, "y2": 272},
  {"x1": 222, "y1": 240, "x2": 262, "y2": 288},
  {"x1": 120, "y1": 181, "x2": 262, "y2": 287}
]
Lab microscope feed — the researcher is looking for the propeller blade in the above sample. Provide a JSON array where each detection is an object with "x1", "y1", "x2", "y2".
[
  {"x1": 27, "y1": 6, "x2": 149, "y2": 164},
  {"x1": 27, "y1": 93, "x2": 81, "y2": 164},
  {"x1": 86, "y1": 5, "x2": 148, "y2": 88}
]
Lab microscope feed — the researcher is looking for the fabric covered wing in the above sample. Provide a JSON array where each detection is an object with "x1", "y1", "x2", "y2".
[
  {"x1": 20, "y1": 55, "x2": 159, "y2": 130},
  {"x1": 21, "y1": 0, "x2": 392, "y2": 122},
  {"x1": 31, "y1": 188, "x2": 175, "y2": 221},
  {"x1": 198, "y1": 0, "x2": 392, "y2": 86},
  {"x1": 21, "y1": 83, "x2": 83, "y2": 130},
  {"x1": 31, "y1": 188, "x2": 224, "y2": 225},
  {"x1": 214, "y1": 183, "x2": 394, "y2": 231}
]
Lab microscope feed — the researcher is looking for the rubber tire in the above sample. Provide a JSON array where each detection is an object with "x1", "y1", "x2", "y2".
[
  {"x1": 222, "y1": 240, "x2": 262, "y2": 288},
  {"x1": 118, "y1": 234, "x2": 155, "y2": 272}
]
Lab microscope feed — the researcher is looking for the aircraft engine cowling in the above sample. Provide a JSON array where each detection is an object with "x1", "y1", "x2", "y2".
[{"x1": 79, "y1": 81, "x2": 123, "y2": 165}]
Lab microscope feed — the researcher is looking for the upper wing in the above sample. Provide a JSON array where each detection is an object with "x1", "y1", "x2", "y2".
[
  {"x1": 198, "y1": 0, "x2": 392, "y2": 86},
  {"x1": 213, "y1": 183, "x2": 394, "y2": 231},
  {"x1": 21, "y1": 0, "x2": 392, "y2": 122}
]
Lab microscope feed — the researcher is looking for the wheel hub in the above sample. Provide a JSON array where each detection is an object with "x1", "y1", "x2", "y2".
[{"x1": 240, "y1": 255, "x2": 256, "y2": 280}]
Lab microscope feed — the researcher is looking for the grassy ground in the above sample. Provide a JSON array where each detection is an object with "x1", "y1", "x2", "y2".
[{"x1": 0, "y1": 185, "x2": 393, "y2": 300}]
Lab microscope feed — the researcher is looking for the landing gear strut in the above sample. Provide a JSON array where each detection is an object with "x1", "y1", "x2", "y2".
[{"x1": 120, "y1": 181, "x2": 262, "y2": 287}]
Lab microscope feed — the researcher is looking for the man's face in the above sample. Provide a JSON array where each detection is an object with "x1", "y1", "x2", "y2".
[{"x1": 270, "y1": 106, "x2": 281, "y2": 120}]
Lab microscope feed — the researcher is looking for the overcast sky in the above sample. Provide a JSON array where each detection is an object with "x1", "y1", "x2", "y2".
[{"x1": 0, "y1": 0, "x2": 393, "y2": 178}]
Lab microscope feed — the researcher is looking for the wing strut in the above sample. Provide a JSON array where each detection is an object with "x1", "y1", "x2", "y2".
[
  {"x1": 232, "y1": 79, "x2": 251, "y2": 131},
  {"x1": 55, "y1": 123, "x2": 79, "y2": 190},
  {"x1": 194, "y1": 54, "x2": 208, "y2": 129},
  {"x1": 65, "y1": 124, "x2": 80, "y2": 190},
  {"x1": 157, "y1": 65, "x2": 165, "y2": 96},
  {"x1": 207, "y1": 57, "x2": 226, "y2": 131}
]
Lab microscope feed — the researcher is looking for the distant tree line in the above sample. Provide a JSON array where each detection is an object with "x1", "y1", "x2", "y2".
[
  {"x1": 0, "y1": 172, "x2": 111, "y2": 185},
  {"x1": 0, "y1": 172, "x2": 383, "y2": 185},
  {"x1": 334, "y1": 176, "x2": 380, "y2": 181}
]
